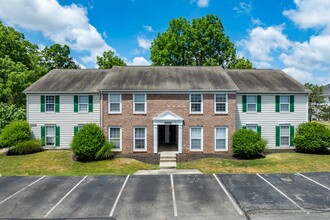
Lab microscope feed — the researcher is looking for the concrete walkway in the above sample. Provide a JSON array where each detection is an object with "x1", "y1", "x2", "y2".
[{"x1": 134, "y1": 169, "x2": 202, "y2": 175}]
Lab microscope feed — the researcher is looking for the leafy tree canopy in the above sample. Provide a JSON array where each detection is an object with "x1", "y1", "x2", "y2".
[
  {"x1": 150, "y1": 14, "x2": 252, "y2": 68},
  {"x1": 304, "y1": 83, "x2": 325, "y2": 121},
  {"x1": 97, "y1": 50, "x2": 126, "y2": 69}
]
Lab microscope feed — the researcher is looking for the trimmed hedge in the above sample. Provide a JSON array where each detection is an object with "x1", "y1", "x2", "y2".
[
  {"x1": 96, "y1": 142, "x2": 114, "y2": 160},
  {"x1": 70, "y1": 123, "x2": 105, "y2": 161},
  {"x1": 232, "y1": 128, "x2": 267, "y2": 159},
  {"x1": 8, "y1": 140, "x2": 42, "y2": 155},
  {"x1": 293, "y1": 122, "x2": 330, "y2": 153},
  {"x1": 0, "y1": 120, "x2": 30, "y2": 148}
]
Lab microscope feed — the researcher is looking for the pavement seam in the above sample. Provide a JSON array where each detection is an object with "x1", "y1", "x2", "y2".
[
  {"x1": 256, "y1": 174, "x2": 307, "y2": 213},
  {"x1": 213, "y1": 174, "x2": 245, "y2": 216},
  {"x1": 0, "y1": 176, "x2": 46, "y2": 205},
  {"x1": 109, "y1": 175, "x2": 130, "y2": 217},
  {"x1": 170, "y1": 174, "x2": 178, "y2": 217},
  {"x1": 44, "y1": 175, "x2": 87, "y2": 217},
  {"x1": 296, "y1": 173, "x2": 330, "y2": 191}
]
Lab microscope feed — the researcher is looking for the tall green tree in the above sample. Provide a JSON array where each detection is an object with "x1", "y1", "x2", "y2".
[
  {"x1": 150, "y1": 15, "x2": 252, "y2": 68},
  {"x1": 40, "y1": 44, "x2": 80, "y2": 71},
  {"x1": 97, "y1": 50, "x2": 126, "y2": 69},
  {"x1": 304, "y1": 83, "x2": 325, "y2": 121}
]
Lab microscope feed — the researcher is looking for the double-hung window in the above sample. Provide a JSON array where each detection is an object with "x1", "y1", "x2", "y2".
[
  {"x1": 133, "y1": 94, "x2": 146, "y2": 113},
  {"x1": 190, "y1": 127, "x2": 203, "y2": 151},
  {"x1": 215, "y1": 127, "x2": 227, "y2": 151},
  {"x1": 280, "y1": 96, "x2": 290, "y2": 112},
  {"x1": 78, "y1": 96, "x2": 88, "y2": 112},
  {"x1": 280, "y1": 125, "x2": 290, "y2": 146},
  {"x1": 45, "y1": 126, "x2": 55, "y2": 147},
  {"x1": 108, "y1": 94, "x2": 121, "y2": 113},
  {"x1": 246, "y1": 124, "x2": 257, "y2": 132},
  {"x1": 134, "y1": 127, "x2": 146, "y2": 150},
  {"x1": 190, "y1": 94, "x2": 203, "y2": 113},
  {"x1": 215, "y1": 94, "x2": 227, "y2": 113},
  {"x1": 109, "y1": 127, "x2": 121, "y2": 151},
  {"x1": 247, "y1": 95, "x2": 257, "y2": 112},
  {"x1": 45, "y1": 96, "x2": 55, "y2": 112}
]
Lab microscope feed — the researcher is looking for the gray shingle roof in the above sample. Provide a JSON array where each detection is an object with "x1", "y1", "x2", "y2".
[
  {"x1": 24, "y1": 69, "x2": 109, "y2": 93},
  {"x1": 323, "y1": 84, "x2": 330, "y2": 96},
  {"x1": 225, "y1": 69, "x2": 310, "y2": 93},
  {"x1": 98, "y1": 66, "x2": 239, "y2": 91}
]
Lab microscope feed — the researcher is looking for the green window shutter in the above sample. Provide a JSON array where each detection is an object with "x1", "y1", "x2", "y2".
[
  {"x1": 257, "y1": 126, "x2": 261, "y2": 136},
  {"x1": 41, "y1": 126, "x2": 45, "y2": 146},
  {"x1": 275, "y1": 96, "x2": 280, "y2": 112},
  {"x1": 276, "y1": 126, "x2": 280, "y2": 146},
  {"x1": 56, "y1": 126, "x2": 60, "y2": 147},
  {"x1": 257, "y1": 95, "x2": 261, "y2": 112},
  {"x1": 41, "y1": 96, "x2": 45, "y2": 112},
  {"x1": 242, "y1": 126, "x2": 246, "y2": 129},
  {"x1": 290, "y1": 95, "x2": 295, "y2": 112},
  {"x1": 74, "y1": 126, "x2": 79, "y2": 136},
  {"x1": 242, "y1": 95, "x2": 247, "y2": 112},
  {"x1": 290, "y1": 126, "x2": 294, "y2": 146},
  {"x1": 74, "y1": 95, "x2": 78, "y2": 112},
  {"x1": 89, "y1": 95, "x2": 93, "y2": 112},
  {"x1": 55, "y1": 96, "x2": 60, "y2": 112}
]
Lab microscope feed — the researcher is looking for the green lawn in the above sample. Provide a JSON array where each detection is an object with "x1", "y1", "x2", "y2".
[
  {"x1": 177, "y1": 153, "x2": 330, "y2": 174},
  {"x1": 0, "y1": 150, "x2": 158, "y2": 176},
  {"x1": 317, "y1": 121, "x2": 330, "y2": 129}
]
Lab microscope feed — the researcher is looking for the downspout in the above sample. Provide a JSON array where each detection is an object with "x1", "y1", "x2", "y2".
[
  {"x1": 100, "y1": 91, "x2": 103, "y2": 129},
  {"x1": 25, "y1": 93, "x2": 29, "y2": 122}
]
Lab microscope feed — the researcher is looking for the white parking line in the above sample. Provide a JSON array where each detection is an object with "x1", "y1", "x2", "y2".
[
  {"x1": 0, "y1": 176, "x2": 46, "y2": 205},
  {"x1": 297, "y1": 173, "x2": 330, "y2": 191},
  {"x1": 44, "y1": 175, "x2": 87, "y2": 217},
  {"x1": 213, "y1": 174, "x2": 244, "y2": 215},
  {"x1": 256, "y1": 174, "x2": 306, "y2": 212},
  {"x1": 109, "y1": 175, "x2": 130, "y2": 217},
  {"x1": 170, "y1": 174, "x2": 178, "y2": 217}
]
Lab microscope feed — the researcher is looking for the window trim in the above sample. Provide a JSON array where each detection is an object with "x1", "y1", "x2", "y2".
[
  {"x1": 246, "y1": 124, "x2": 258, "y2": 132},
  {"x1": 280, "y1": 95, "x2": 290, "y2": 113},
  {"x1": 214, "y1": 127, "x2": 228, "y2": 152},
  {"x1": 214, "y1": 94, "x2": 228, "y2": 114},
  {"x1": 190, "y1": 127, "x2": 203, "y2": 151},
  {"x1": 108, "y1": 126, "x2": 122, "y2": 151},
  {"x1": 246, "y1": 95, "x2": 257, "y2": 113},
  {"x1": 189, "y1": 94, "x2": 203, "y2": 114},
  {"x1": 45, "y1": 125, "x2": 56, "y2": 147},
  {"x1": 133, "y1": 94, "x2": 147, "y2": 114},
  {"x1": 133, "y1": 127, "x2": 147, "y2": 151},
  {"x1": 280, "y1": 124, "x2": 290, "y2": 147},
  {"x1": 45, "y1": 95, "x2": 55, "y2": 113},
  {"x1": 78, "y1": 95, "x2": 88, "y2": 113},
  {"x1": 108, "y1": 93, "x2": 122, "y2": 114}
]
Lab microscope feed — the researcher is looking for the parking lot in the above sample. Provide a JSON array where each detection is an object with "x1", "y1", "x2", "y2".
[{"x1": 0, "y1": 172, "x2": 329, "y2": 219}]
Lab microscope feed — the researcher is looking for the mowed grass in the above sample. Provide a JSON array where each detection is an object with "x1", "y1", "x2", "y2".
[
  {"x1": 177, "y1": 153, "x2": 330, "y2": 174},
  {"x1": 0, "y1": 150, "x2": 158, "y2": 176},
  {"x1": 317, "y1": 121, "x2": 330, "y2": 129}
]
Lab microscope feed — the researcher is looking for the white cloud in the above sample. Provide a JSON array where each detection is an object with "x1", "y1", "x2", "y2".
[
  {"x1": 137, "y1": 36, "x2": 152, "y2": 50},
  {"x1": 0, "y1": 0, "x2": 112, "y2": 66},
  {"x1": 127, "y1": 57, "x2": 151, "y2": 66},
  {"x1": 143, "y1": 25, "x2": 154, "y2": 32},
  {"x1": 233, "y1": 2, "x2": 252, "y2": 14},
  {"x1": 191, "y1": 0, "x2": 209, "y2": 8},
  {"x1": 251, "y1": 17, "x2": 262, "y2": 26},
  {"x1": 282, "y1": 67, "x2": 313, "y2": 82}
]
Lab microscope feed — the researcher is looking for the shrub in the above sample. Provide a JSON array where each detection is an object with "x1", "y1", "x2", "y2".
[
  {"x1": 232, "y1": 128, "x2": 267, "y2": 159},
  {"x1": 8, "y1": 139, "x2": 41, "y2": 155},
  {"x1": 96, "y1": 142, "x2": 114, "y2": 160},
  {"x1": 0, "y1": 103, "x2": 26, "y2": 133},
  {"x1": 0, "y1": 120, "x2": 30, "y2": 147},
  {"x1": 70, "y1": 123, "x2": 105, "y2": 161},
  {"x1": 293, "y1": 122, "x2": 330, "y2": 153}
]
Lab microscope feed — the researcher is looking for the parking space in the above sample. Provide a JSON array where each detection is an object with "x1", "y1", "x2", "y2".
[{"x1": 0, "y1": 173, "x2": 329, "y2": 219}]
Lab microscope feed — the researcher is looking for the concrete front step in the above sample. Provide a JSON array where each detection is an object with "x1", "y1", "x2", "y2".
[
  {"x1": 159, "y1": 161, "x2": 176, "y2": 169},
  {"x1": 160, "y1": 158, "x2": 176, "y2": 162}
]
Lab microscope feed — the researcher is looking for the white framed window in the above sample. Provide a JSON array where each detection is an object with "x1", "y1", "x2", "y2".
[
  {"x1": 108, "y1": 94, "x2": 121, "y2": 113},
  {"x1": 133, "y1": 127, "x2": 147, "y2": 151},
  {"x1": 78, "y1": 124, "x2": 84, "y2": 130},
  {"x1": 280, "y1": 125, "x2": 290, "y2": 146},
  {"x1": 190, "y1": 94, "x2": 203, "y2": 113},
  {"x1": 215, "y1": 127, "x2": 228, "y2": 151},
  {"x1": 280, "y1": 96, "x2": 290, "y2": 112},
  {"x1": 246, "y1": 124, "x2": 257, "y2": 132},
  {"x1": 214, "y1": 94, "x2": 228, "y2": 113},
  {"x1": 78, "y1": 95, "x2": 88, "y2": 112},
  {"x1": 109, "y1": 127, "x2": 122, "y2": 151},
  {"x1": 45, "y1": 125, "x2": 55, "y2": 147},
  {"x1": 190, "y1": 127, "x2": 203, "y2": 151},
  {"x1": 45, "y1": 95, "x2": 55, "y2": 112},
  {"x1": 133, "y1": 94, "x2": 146, "y2": 113},
  {"x1": 247, "y1": 95, "x2": 257, "y2": 112}
]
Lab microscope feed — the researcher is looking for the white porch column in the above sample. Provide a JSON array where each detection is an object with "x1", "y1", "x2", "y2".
[
  {"x1": 178, "y1": 125, "x2": 183, "y2": 153},
  {"x1": 153, "y1": 125, "x2": 158, "y2": 154}
]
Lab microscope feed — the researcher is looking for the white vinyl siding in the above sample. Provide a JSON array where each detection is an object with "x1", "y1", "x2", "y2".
[
  {"x1": 215, "y1": 127, "x2": 228, "y2": 151},
  {"x1": 108, "y1": 94, "x2": 121, "y2": 113},
  {"x1": 214, "y1": 94, "x2": 228, "y2": 114},
  {"x1": 109, "y1": 127, "x2": 122, "y2": 151},
  {"x1": 237, "y1": 94, "x2": 308, "y2": 148},
  {"x1": 133, "y1": 94, "x2": 146, "y2": 113},
  {"x1": 190, "y1": 127, "x2": 203, "y2": 151},
  {"x1": 133, "y1": 127, "x2": 147, "y2": 151},
  {"x1": 190, "y1": 94, "x2": 203, "y2": 114},
  {"x1": 28, "y1": 94, "x2": 101, "y2": 149},
  {"x1": 78, "y1": 95, "x2": 88, "y2": 112}
]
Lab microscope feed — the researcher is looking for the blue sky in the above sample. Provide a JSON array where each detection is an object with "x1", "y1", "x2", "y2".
[{"x1": 0, "y1": 0, "x2": 329, "y2": 84}]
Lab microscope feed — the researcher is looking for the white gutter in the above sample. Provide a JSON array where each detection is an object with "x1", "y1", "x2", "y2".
[{"x1": 100, "y1": 91, "x2": 103, "y2": 130}]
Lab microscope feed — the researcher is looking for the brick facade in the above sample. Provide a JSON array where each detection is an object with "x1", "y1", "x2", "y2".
[{"x1": 102, "y1": 93, "x2": 236, "y2": 155}]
